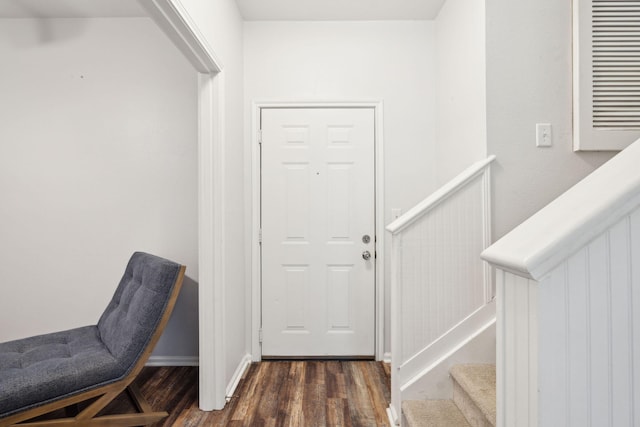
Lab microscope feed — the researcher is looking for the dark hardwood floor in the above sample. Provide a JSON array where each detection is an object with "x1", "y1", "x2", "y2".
[{"x1": 105, "y1": 361, "x2": 391, "y2": 426}]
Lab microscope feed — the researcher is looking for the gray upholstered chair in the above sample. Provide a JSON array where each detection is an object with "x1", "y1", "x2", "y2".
[{"x1": 0, "y1": 252, "x2": 186, "y2": 427}]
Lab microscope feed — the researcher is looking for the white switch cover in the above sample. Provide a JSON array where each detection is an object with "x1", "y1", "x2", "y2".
[{"x1": 536, "y1": 123, "x2": 552, "y2": 147}]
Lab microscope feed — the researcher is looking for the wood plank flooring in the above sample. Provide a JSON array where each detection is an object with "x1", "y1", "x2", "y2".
[{"x1": 106, "y1": 361, "x2": 391, "y2": 426}]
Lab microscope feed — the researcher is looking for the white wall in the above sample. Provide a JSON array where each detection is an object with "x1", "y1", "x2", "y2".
[
  {"x1": 0, "y1": 18, "x2": 198, "y2": 358},
  {"x1": 244, "y1": 20, "x2": 437, "y2": 356},
  {"x1": 176, "y1": 0, "x2": 247, "y2": 385},
  {"x1": 486, "y1": 0, "x2": 616, "y2": 239},
  {"x1": 434, "y1": 0, "x2": 487, "y2": 186}
]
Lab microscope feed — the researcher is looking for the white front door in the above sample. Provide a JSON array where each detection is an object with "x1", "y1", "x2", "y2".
[{"x1": 261, "y1": 107, "x2": 376, "y2": 357}]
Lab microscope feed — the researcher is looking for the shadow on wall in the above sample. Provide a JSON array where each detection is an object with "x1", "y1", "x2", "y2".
[
  {"x1": 152, "y1": 275, "x2": 199, "y2": 360},
  {"x1": 2, "y1": 18, "x2": 88, "y2": 46}
]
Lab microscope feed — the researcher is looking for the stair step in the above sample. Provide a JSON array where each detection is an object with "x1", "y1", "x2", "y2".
[
  {"x1": 450, "y1": 364, "x2": 496, "y2": 427},
  {"x1": 402, "y1": 400, "x2": 471, "y2": 427}
]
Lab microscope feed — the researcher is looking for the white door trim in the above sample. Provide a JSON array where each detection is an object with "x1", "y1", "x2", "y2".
[
  {"x1": 140, "y1": 0, "x2": 226, "y2": 411},
  {"x1": 249, "y1": 101, "x2": 385, "y2": 361}
]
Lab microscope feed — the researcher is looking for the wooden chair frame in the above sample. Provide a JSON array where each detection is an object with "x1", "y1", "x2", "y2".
[{"x1": 0, "y1": 265, "x2": 186, "y2": 427}]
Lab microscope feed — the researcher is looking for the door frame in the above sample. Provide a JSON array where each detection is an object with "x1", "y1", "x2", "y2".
[
  {"x1": 140, "y1": 0, "x2": 226, "y2": 410},
  {"x1": 249, "y1": 101, "x2": 385, "y2": 361}
]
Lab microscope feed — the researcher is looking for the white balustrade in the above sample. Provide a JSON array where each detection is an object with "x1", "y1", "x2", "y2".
[
  {"x1": 387, "y1": 156, "x2": 496, "y2": 423},
  {"x1": 482, "y1": 139, "x2": 640, "y2": 426}
]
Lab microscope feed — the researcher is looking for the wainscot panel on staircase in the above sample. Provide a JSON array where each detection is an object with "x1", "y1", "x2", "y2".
[
  {"x1": 398, "y1": 177, "x2": 487, "y2": 359},
  {"x1": 387, "y1": 156, "x2": 496, "y2": 425},
  {"x1": 483, "y1": 138, "x2": 640, "y2": 427},
  {"x1": 537, "y1": 210, "x2": 640, "y2": 427},
  {"x1": 495, "y1": 271, "x2": 537, "y2": 427}
]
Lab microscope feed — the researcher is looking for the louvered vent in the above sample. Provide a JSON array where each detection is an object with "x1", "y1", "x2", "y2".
[{"x1": 592, "y1": 0, "x2": 640, "y2": 129}]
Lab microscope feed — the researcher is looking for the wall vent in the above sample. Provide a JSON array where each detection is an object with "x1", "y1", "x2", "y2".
[
  {"x1": 592, "y1": 0, "x2": 640, "y2": 129},
  {"x1": 573, "y1": 0, "x2": 640, "y2": 150}
]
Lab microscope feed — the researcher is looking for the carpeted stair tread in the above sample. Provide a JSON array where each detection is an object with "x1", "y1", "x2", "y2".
[
  {"x1": 403, "y1": 400, "x2": 471, "y2": 427},
  {"x1": 450, "y1": 364, "x2": 496, "y2": 426}
]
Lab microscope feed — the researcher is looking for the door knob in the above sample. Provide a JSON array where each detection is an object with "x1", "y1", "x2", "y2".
[{"x1": 362, "y1": 250, "x2": 372, "y2": 260}]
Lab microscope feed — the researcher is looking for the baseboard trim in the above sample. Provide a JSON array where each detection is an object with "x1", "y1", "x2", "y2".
[
  {"x1": 146, "y1": 356, "x2": 199, "y2": 366},
  {"x1": 383, "y1": 352, "x2": 392, "y2": 364},
  {"x1": 387, "y1": 404, "x2": 400, "y2": 426},
  {"x1": 226, "y1": 353, "x2": 252, "y2": 401}
]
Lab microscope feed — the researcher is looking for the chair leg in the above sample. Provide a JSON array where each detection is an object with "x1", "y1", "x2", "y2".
[
  {"x1": 7, "y1": 411, "x2": 168, "y2": 427},
  {"x1": 5, "y1": 387, "x2": 168, "y2": 427},
  {"x1": 127, "y1": 384, "x2": 154, "y2": 415},
  {"x1": 76, "y1": 391, "x2": 121, "y2": 421}
]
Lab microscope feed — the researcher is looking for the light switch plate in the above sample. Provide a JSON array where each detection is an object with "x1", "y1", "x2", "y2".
[{"x1": 536, "y1": 123, "x2": 552, "y2": 147}]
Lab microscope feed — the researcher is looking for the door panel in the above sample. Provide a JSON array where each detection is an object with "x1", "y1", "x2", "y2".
[{"x1": 261, "y1": 107, "x2": 375, "y2": 357}]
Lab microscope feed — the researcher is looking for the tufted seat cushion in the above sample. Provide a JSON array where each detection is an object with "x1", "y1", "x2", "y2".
[
  {"x1": 0, "y1": 326, "x2": 119, "y2": 417},
  {"x1": 0, "y1": 252, "x2": 182, "y2": 419}
]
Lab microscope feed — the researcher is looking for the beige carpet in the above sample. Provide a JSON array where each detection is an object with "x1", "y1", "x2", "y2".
[
  {"x1": 402, "y1": 364, "x2": 496, "y2": 427},
  {"x1": 403, "y1": 400, "x2": 471, "y2": 427},
  {"x1": 450, "y1": 364, "x2": 496, "y2": 426}
]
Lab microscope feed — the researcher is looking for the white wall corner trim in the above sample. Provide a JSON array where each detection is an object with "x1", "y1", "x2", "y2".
[
  {"x1": 140, "y1": 0, "x2": 226, "y2": 412},
  {"x1": 198, "y1": 72, "x2": 227, "y2": 411},
  {"x1": 250, "y1": 100, "x2": 385, "y2": 361},
  {"x1": 138, "y1": 0, "x2": 222, "y2": 73}
]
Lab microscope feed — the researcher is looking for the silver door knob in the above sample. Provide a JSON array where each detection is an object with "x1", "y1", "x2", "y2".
[{"x1": 362, "y1": 250, "x2": 371, "y2": 260}]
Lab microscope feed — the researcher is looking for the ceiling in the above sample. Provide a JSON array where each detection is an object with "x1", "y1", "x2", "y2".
[
  {"x1": 0, "y1": 0, "x2": 446, "y2": 20},
  {"x1": 0, "y1": 0, "x2": 146, "y2": 18},
  {"x1": 235, "y1": 0, "x2": 446, "y2": 21}
]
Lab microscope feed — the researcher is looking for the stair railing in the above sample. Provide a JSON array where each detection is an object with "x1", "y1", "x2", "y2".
[
  {"x1": 387, "y1": 155, "x2": 496, "y2": 424},
  {"x1": 482, "y1": 139, "x2": 640, "y2": 427}
]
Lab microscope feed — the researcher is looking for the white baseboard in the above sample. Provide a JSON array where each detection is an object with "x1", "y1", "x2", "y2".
[
  {"x1": 383, "y1": 352, "x2": 392, "y2": 364},
  {"x1": 145, "y1": 353, "x2": 251, "y2": 406},
  {"x1": 226, "y1": 353, "x2": 252, "y2": 401},
  {"x1": 146, "y1": 355, "x2": 199, "y2": 366},
  {"x1": 387, "y1": 404, "x2": 399, "y2": 426}
]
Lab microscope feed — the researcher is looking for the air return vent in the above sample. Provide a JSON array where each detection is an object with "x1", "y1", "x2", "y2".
[
  {"x1": 592, "y1": 0, "x2": 640, "y2": 129},
  {"x1": 573, "y1": 0, "x2": 640, "y2": 150}
]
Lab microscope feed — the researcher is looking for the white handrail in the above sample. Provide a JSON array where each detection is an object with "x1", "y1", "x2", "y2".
[
  {"x1": 387, "y1": 155, "x2": 496, "y2": 235},
  {"x1": 482, "y1": 139, "x2": 640, "y2": 280}
]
